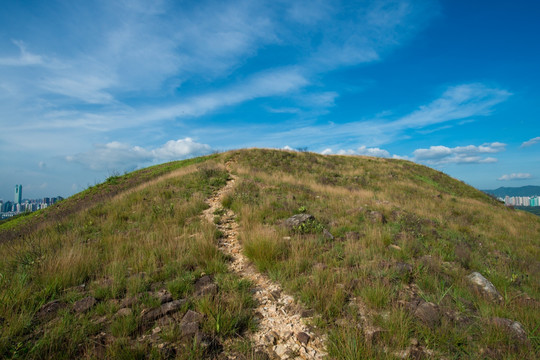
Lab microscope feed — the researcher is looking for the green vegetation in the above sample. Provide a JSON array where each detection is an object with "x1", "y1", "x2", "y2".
[
  {"x1": 1, "y1": 149, "x2": 539, "y2": 359},
  {"x1": 222, "y1": 149, "x2": 540, "y2": 359},
  {"x1": 0, "y1": 160, "x2": 256, "y2": 359}
]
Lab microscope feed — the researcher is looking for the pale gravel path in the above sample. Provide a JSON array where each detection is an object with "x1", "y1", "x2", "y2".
[{"x1": 203, "y1": 172, "x2": 327, "y2": 360}]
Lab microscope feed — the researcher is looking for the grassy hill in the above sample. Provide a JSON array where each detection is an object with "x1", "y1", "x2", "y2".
[{"x1": 1, "y1": 149, "x2": 539, "y2": 359}]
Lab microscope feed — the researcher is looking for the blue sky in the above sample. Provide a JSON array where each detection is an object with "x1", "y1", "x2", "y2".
[{"x1": 1, "y1": 0, "x2": 539, "y2": 201}]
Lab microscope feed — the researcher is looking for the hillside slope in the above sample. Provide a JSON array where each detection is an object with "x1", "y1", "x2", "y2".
[{"x1": 1, "y1": 149, "x2": 539, "y2": 359}]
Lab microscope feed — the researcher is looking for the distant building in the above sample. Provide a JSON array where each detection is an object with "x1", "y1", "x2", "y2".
[
  {"x1": 14, "y1": 184, "x2": 22, "y2": 204},
  {"x1": 3, "y1": 201, "x2": 13, "y2": 212}
]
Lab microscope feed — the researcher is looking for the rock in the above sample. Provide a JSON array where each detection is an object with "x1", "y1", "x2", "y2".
[
  {"x1": 180, "y1": 310, "x2": 204, "y2": 338},
  {"x1": 252, "y1": 350, "x2": 271, "y2": 360},
  {"x1": 368, "y1": 211, "x2": 386, "y2": 224},
  {"x1": 322, "y1": 229, "x2": 334, "y2": 240},
  {"x1": 265, "y1": 331, "x2": 279, "y2": 345},
  {"x1": 345, "y1": 231, "x2": 361, "y2": 241},
  {"x1": 300, "y1": 309, "x2": 315, "y2": 318},
  {"x1": 270, "y1": 289, "x2": 281, "y2": 300},
  {"x1": 296, "y1": 331, "x2": 310, "y2": 345},
  {"x1": 35, "y1": 300, "x2": 65, "y2": 322},
  {"x1": 467, "y1": 272, "x2": 503, "y2": 303},
  {"x1": 181, "y1": 309, "x2": 205, "y2": 324},
  {"x1": 156, "y1": 315, "x2": 175, "y2": 327},
  {"x1": 365, "y1": 327, "x2": 386, "y2": 344},
  {"x1": 394, "y1": 262, "x2": 413, "y2": 276},
  {"x1": 415, "y1": 302, "x2": 440, "y2": 328},
  {"x1": 180, "y1": 321, "x2": 199, "y2": 337},
  {"x1": 274, "y1": 344, "x2": 288, "y2": 357},
  {"x1": 408, "y1": 299, "x2": 440, "y2": 328},
  {"x1": 283, "y1": 214, "x2": 315, "y2": 229},
  {"x1": 155, "y1": 289, "x2": 173, "y2": 304},
  {"x1": 116, "y1": 308, "x2": 132, "y2": 317},
  {"x1": 64, "y1": 284, "x2": 86, "y2": 293},
  {"x1": 491, "y1": 317, "x2": 529, "y2": 343},
  {"x1": 121, "y1": 295, "x2": 139, "y2": 308},
  {"x1": 73, "y1": 296, "x2": 96, "y2": 313},
  {"x1": 141, "y1": 299, "x2": 186, "y2": 324},
  {"x1": 194, "y1": 275, "x2": 218, "y2": 297}
]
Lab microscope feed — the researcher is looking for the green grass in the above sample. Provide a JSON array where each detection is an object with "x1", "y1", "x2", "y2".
[
  {"x1": 0, "y1": 160, "x2": 255, "y2": 359},
  {"x1": 1, "y1": 149, "x2": 539, "y2": 359},
  {"x1": 224, "y1": 149, "x2": 540, "y2": 358}
]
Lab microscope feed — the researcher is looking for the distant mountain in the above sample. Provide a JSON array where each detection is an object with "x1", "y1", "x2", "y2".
[{"x1": 482, "y1": 185, "x2": 540, "y2": 197}]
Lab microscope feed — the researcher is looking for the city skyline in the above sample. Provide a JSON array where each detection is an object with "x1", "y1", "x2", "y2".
[{"x1": 1, "y1": 1, "x2": 539, "y2": 200}]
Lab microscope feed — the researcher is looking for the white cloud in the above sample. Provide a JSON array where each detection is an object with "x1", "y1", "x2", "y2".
[
  {"x1": 355, "y1": 146, "x2": 390, "y2": 157},
  {"x1": 0, "y1": 40, "x2": 44, "y2": 66},
  {"x1": 66, "y1": 138, "x2": 212, "y2": 171},
  {"x1": 521, "y1": 136, "x2": 540, "y2": 148},
  {"x1": 413, "y1": 142, "x2": 505, "y2": 165},
  {"x1": 324, "y1": 146, "x2": 391, "y2": 157},
  {"x1": 498, "y1": 173, "x2": 533, "y2": 181},
  {"x1": 393, "y1": 84, "x2": 511, "y2": 129},
  {"x1": 321, "y1": 148, "x2": 333, "y2": 155}
]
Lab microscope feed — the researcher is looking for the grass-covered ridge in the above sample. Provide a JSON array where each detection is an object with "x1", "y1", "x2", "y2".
[
  {"x1": 1, "y1": 149, "x2": 539, "y2": 359},
  {"x1": 222, "y1": 149, "x2": 539, "y2": 359}
]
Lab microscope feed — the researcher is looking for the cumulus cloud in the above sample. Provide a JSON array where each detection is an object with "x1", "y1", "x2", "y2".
[
  {"x1": 67, "y1": 138, "x2": 212, "y2": 171},
  {"x1": 498, "y1": 173, "x2": 533, "y2": 181},
  {"x1": 521, "y1": 136, "x2": 540, "y2": 148},
  {"x1": 413, "y1": 142, "x2": 505, "y2": 165},
  {"x1": 322, "y1": 146, "x2": 391, "y2": 157},
  {"x1": 321, "y1": 148, "x2": 333, "y2": 155}
]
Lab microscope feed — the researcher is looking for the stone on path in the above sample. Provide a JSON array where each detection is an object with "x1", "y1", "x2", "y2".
[{"x1": 296, "y1": 331, "x2": 310, "y2": 345}]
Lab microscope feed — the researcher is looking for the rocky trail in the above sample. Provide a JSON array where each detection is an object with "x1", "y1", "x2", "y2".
[{"x1": 203, "y1": 172, "x2": 327, "y2": 360}]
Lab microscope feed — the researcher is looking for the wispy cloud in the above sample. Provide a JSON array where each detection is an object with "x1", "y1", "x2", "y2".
[
  {"x1": 498, "y1": 173, "x2": 533, "y2": 181},
  {"x1": 392, "y1": 83, "x2": 511, "y2": 129},
  {"x1": 412, "y1": 142, "x2": 505, "y2": 165},
  {"x1": 521, "y1": 136, "x2": 540, "y2": 148},
  {"x1": 0, "y1": 40, "x2": 44, "y2": 66},
  {"x1": 66, "y1": 138, "x2": 212, "y2": 171}
]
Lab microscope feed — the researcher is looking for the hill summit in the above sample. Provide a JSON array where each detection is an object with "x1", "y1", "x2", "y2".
[{"x1": 1, "y1": 149, "x2": 538, "y2": 359}]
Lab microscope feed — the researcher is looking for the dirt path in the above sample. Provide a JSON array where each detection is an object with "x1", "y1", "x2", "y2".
[{"x1": 203, "y1": 173, "x2": 327, "y2": 360}]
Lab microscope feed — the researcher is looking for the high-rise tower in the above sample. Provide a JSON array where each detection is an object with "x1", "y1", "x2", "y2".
[{"x1": 14, "y1": 184, "x2": 22, "y2": 204}]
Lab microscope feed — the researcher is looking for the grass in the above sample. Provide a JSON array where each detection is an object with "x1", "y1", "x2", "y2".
[
  {"x1": 0, "y1": 160, "x2": 256, "y2": 359},
  {"x1": 221, "y1": 149, "x2": 540, "y2": 358},
  {"x1": 1, "y1": 148, "x2": 539, "y2": 359}
]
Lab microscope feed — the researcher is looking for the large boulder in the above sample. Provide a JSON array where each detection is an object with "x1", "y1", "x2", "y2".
[{"x1": 467, "y1": 272, "x2": 503, "y2": 303}]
